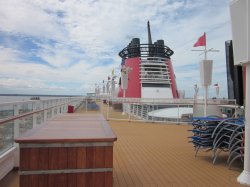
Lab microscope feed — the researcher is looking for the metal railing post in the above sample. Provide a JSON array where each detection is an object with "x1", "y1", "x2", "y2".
[
  {"x1": 43, "y1": 101, "x2": 47, "y2": 121},
  {"x1": 107, "y1": 99, "x2": 109, "y2": 120},
  {"x1": 51, "y1": 101, "x2": 55, "y2": 118},
  {"x1": 85, "y1": 99, "x2": 88, "y2": 112},
  {"x1": 32, "y1": 102, "x2": 37, "y2": 127},
  {"x1": 177, "y1": 104, "x2": 180, "y2": 124},
  {"x1": 13, "y1": 104, "x2": 20, "y2": 167},
  {"x1": 128, "y1": 104, "x2": 131, "y2": 121}
]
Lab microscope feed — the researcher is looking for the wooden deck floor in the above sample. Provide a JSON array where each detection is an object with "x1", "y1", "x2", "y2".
[
  {"x1": 110, "y1": 120, "x2": 243, "y2": 187},
  {"x1": 0, "y1": 103, "x2": 245, "y2": 187}
]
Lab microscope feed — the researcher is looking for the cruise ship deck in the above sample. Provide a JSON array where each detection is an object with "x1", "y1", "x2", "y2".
[{"x1": 0, "y1": 103, "x2": 245, "y2": 187}]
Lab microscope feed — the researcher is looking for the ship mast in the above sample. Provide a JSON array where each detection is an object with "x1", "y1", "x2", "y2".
[{"x1": 147, "y1": 21, "x2": 152, "y2": 44}]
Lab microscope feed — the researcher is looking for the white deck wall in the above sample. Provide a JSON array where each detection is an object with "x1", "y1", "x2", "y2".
[{"x1": 141, "y1": 87, "x2": 173, "y2": 99}]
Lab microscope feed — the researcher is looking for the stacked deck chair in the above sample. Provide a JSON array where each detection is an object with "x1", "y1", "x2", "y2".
[
  {"x1": 189, "y1": 117, "x2": 223, "y2": 157},
  {"x1": 189, "y1": 117, "x2": 245, "y2": 169},
  {"x1": 211, "y1": 118, "x2": 244, "y2": 167}
]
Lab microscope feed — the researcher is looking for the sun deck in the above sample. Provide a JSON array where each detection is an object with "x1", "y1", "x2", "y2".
[{"x1": 0, "y1": 103, "x2": 245, "y2": 187}]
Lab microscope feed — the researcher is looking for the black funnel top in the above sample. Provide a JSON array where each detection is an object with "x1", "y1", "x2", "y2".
[{"x1": 118, "y1": 22, "x2": 174, "y2": 59}]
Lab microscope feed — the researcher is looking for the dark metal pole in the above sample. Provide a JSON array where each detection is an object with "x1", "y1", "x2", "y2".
[{"x1": 147, "y1": 21, "x2": 152, "y2": 44}]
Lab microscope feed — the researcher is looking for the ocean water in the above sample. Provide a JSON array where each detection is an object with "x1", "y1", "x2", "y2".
[
  {"x1": 0, "y1": 96, "x2": 31, "y2": 104},
  {"x1": 0, "y1": 96, "x2": 65, "y2": 104}
]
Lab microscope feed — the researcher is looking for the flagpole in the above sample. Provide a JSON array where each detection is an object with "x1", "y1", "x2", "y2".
[
  {"x1": 204, "y1": 32, "x2": 207, "y2": 60},
  {"x1": 192, "y1": 32, "x2": 219, "y2": 117},
  {"x1": 204, "y1": 32, "x2": 207, "y2": 117}
]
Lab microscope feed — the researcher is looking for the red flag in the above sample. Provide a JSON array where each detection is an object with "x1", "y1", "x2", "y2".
[{"x1": 193, "y1": 33, "x2": 206, "y2": 47}]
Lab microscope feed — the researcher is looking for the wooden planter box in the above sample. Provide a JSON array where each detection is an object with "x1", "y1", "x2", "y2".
[{"x1": 15, "y1": 114, "x2": 117, "y2": 187}]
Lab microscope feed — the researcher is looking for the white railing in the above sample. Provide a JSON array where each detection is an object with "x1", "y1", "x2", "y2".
[
  {"x1": 0, "y1": 97, "x2": 85, "y2": 180},
  {"x1": 106, "y1": 97, "x2": 238, "y2": 124},
  {"x1": 108, "y1": 97, "x2": 236, "y2": 105}
]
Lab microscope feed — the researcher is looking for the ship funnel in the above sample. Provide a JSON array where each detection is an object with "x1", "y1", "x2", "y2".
[
  {"x1": 157, "y1": 40, "x2": 164, "y2": 46},
  {"x1": 147, "y1": 21, "x2": 152, "y2": 44}
]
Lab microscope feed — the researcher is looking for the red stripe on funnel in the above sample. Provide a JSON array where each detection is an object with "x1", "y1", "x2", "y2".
[{"x1": 166, "y1": 60, "x2": 179, "y2": 98}]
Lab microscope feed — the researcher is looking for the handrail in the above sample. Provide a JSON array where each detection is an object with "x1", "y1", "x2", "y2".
[
  {"x1": 107, "y1": 97, "x2": 236, "y2": 105},
  {"x1": 0, "y1": 96, "x2": 85, "y2": 106},
  {"x1": 0, "y1": 99, "x2": 84, "y2": 125},
  {"x1": 0, "y1": 104, "x2": 63, "y2": 125}
]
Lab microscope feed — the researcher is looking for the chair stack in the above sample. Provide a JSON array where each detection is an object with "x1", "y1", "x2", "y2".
[
  {"x1": 211, "y1": 118, "x2": 244, "y2": 168},
  {"x1": 189, "y1": 117, "x2": 223, "y2": 157},
  {"x1": 189, "y1": 117, "x2": 245, "y2": 169}
]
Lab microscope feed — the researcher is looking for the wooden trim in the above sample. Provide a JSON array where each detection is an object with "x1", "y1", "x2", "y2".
[
  {"x1": 19, "y1": 168, "x2": 113, "y2": 175},
  {"x1": 19, "y1": 142, "x2": 113, "y2": 148}
]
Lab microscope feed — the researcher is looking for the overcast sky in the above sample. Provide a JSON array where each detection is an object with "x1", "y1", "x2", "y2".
[{"x1": 0, "y1": 0, "x2": 232, "y2": 97}]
